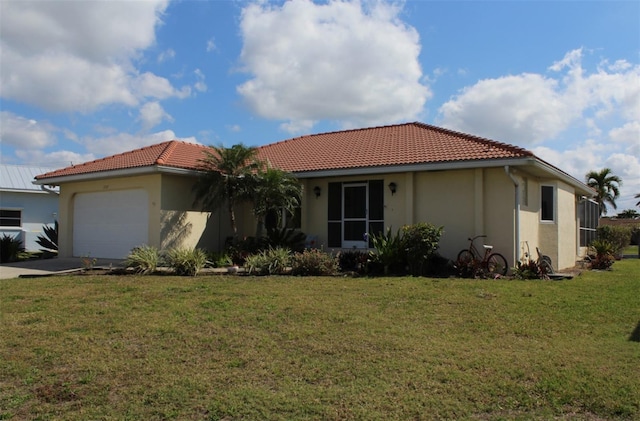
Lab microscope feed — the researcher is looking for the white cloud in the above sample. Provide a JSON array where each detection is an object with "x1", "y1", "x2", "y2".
[
  {"x1": 206, "y1": 38, "x2": 217, "y2": 52},
  {"x1": 138, "y1": 102, "x2": 174, "y2": 131},
  {"x1": 194, "y1": 69, "x2": 207, "y2": 93},
  {"x1": 0, "y1": 112, "x2": 57, "y2": 149},
  {"x1": 0, "y1": 0, "x2": 187, "y2": 112},
  {"x1": 82, "y1": 130, "x2": 198, "y2": 157},
  {"x1": 237, "y1": 0, "x2": 430, "y2": 133},
  {"x1": 158, "y1": 48, "x2": 176, "y2": 63},
  {"x1": 15, "y1": 149, "x2": 96, "y2": 169},
  {"x1": 609, "y1": 122, "x2": 640, "y2": 157},
  {"x1": 438, "y1": 49, "x2": 640, "y2": 146},
  {"x1": 439, "y1": 74, "x2": 572, "y2": 144}
]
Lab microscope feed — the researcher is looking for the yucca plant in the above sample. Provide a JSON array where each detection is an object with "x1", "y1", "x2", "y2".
[
  {"x1": 0, "y1": 234, "x2": 24, "y2": 263},
  {"x1": 166, "y1": 247, "x2": 207, "y2": 276},
  {"x1": 589, "y1": 239, "x2": 615, "y2": 270},
  {"x1": 36, "y1": 221, "x2": 58, "y2": 254},
  {"x1": 125, "y1": 245, "x2": 160, "y2": 274},
  {"x1": 244, "y1": 247, "x2": 291, "y2": 275}
]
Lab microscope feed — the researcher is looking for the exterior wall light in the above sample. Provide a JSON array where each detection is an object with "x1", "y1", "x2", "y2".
[
  {"x1": 313, "y1": 186, "x2": 321, "y2": 198},
  {"x1": 388, "y1": 182, "x2": 397, "y2": 195}
]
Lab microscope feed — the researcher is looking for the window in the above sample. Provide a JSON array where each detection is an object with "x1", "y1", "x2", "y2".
[
  {"x1": 0, "y1": 209, "x2": 21, "y2": 227},
  {"x1": 579, "y1": 199, "x2": 599, "y2": 246},
  {"x1": 540, "y1": 185, "x2": 555, "y2": 221}
]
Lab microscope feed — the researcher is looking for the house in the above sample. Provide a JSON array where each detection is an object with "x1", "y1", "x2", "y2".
[
  {"x1": 1, "y1": 164, "x2": 59, "y2": 251},
  {"x1": 34, "y1": 122, "x2": 596, "y2": 270}
]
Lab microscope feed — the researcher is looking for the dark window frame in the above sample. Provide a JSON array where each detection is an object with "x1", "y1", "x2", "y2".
[
  {"x1": 0, "y1": 209, "x2": 22, "y2": 227},
  {"x1": 540, "y1": 185, "x2": 555, "y2": 222}
]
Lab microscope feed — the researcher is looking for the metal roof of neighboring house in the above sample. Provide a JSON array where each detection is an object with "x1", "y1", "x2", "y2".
[{"x1": 1, "y1": 164, "x2": 59, "y2": 193}]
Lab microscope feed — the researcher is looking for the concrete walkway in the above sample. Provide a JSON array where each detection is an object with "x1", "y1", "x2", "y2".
[{"x1": 0, "y1": 258, "x2": 125, "y2": 279}]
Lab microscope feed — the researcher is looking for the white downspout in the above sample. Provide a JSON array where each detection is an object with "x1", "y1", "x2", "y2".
[{"x1": 504, "y1": 166, "x2": 520, "y2": 265}]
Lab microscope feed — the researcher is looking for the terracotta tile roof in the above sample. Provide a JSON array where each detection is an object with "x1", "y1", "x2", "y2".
[
  {"x1": 35, "y1": 140, "x2": 209, "y2": 180},
  {"x1": 257, "y1": 122, "x2": 534, "y2": 173},
  {"x1": 35, "y1": 122, "x2": 536, "y2": 182}
]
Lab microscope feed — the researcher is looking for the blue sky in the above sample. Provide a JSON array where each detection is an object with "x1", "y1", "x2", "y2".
[{"x1": 1, "y1": 0, "x2": 638, "y2": 212}]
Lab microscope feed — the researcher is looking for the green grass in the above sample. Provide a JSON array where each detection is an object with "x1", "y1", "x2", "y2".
[
  {"x1": 622, "y1": 245, "x2": 639, "y2": 256},
  {"x1": 1, "y1": 260, "x2": 639, "y2": 420}
]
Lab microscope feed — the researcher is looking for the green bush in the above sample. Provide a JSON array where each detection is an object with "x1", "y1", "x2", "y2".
[
  {"x1": 166, "y1": 247, "x2": 207, "y2": 276},
  {"x1": 126, "y1": 245, "x2": 160, "y2": 274},
  {"x1": 244, "y1": 247, "x2": 291, "y2": 275},
  {"x1": 338, "y1": 250, "x2": 368, "y2": 274},
  {"x1": 265, "y1": 227, "x2": 306, "y2": 253},
  {"x1": 206, "y1": 251, "x2": 234, "y2": 268},
  {"x1": 0, "y1": 234, "x2": 24, "y2": 263},
  {"x1": 589, "y1": 239, "x2": 615, "y2": 270},
  {"x1": 401, "y1": 223, "x2": 444, "y2": 276},
  {"x1": 513, "y1": 259, "x2": 551, "y2": 280},
  {"x1": 291, "y1": 249, "x2": 339, "y2": 276},
  {"x1": 368, "y1": 227, "x2": 405, "y2": 275},
  {"x1": 596, "y1": 225, "x2": 632, "y2": 257}
]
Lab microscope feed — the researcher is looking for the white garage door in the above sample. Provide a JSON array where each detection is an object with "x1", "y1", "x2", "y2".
[{"x1": 73, "y1": 189, "x2": 149, "y2": 259}]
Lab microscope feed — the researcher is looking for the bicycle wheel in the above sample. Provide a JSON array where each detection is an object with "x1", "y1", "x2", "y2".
[
  {"x1": 457, "y1": 250, "x2": 474, "y2": 265},
  {"x1": 486, "y1": 253, "x2": 508, "y2": 276}
]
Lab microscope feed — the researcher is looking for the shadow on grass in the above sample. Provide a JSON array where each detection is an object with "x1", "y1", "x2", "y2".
[{"x1": 629, "y1": 321, "x2": 640, "y2": 342}]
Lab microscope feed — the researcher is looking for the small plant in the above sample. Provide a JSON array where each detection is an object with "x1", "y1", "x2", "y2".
[
  {"x1": 0, "y1": 234, "x2": 24, "y2": 263},
  {"x1": 338, "y1": 250, "x2": 368, "y2": 274},
  {"x1": 401, "y1": 223, "x2": 444, "y2": 276},
  {"x1": 291, "y1": 249, "x2": 339, "y2": 276},
  {"x1": 589, "y1": 239, "x2": 615, "y2": 270},
  {"x1": 368, "y1": 227, "x2": 405, "y2": 275},
  {"x1": 207, "y1": 251, "x2": 234, "y2": 268},
  {"x1": 244, "y1": 247, "x2": 291, "y2": 275},
  {"x1": 166, "y1": 247, "x2": 207, "y2": 276},
  {"x1": 81, "y1": 254, "x2": 97, "y2": 270},
  {"x1": 265, "y1": 227, "x2": 306, "y2": 253},
  {"x1": 126, "y1": 245, "x2": 160, "y2": 274},
  {"x1": 36, "y1": 221, "x2": 58, "y2": 255},
  {"x1": 513, "y1": 259, "x2": 550, "y2": 280}
]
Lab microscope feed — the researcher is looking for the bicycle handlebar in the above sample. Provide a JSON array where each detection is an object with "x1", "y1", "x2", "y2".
[{"x1": 467, "y1": 234, "x2": 487, "y2": 241}]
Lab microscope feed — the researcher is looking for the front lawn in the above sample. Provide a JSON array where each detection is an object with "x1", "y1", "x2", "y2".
[{"x1": 1, "y1": 260, "x2": 638, "y2": 420}]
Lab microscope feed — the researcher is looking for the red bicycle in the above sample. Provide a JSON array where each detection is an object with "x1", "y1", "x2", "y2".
[{"x1": 457, "y1": 235, "x2": 508, "y2": 276}]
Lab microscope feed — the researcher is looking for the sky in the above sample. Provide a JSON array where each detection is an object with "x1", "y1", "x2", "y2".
[{"x1": 1, "y1": 0, "x2": 639, "y2": 213}]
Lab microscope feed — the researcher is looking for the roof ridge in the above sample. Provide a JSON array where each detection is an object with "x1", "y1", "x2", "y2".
[
  {"x1": 156, "y1": 141, "x2": 179, "y2": 165},
  {"x1": 412, "y1": 122, "x2": 534, "y2": 156},
  {"x1": 257, "y1": 121, "x2": 417, "y2": 150}
]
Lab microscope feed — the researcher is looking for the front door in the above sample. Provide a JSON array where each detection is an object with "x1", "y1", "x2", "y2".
[{"x1": 342, "y1": 183, "x2": 368, "y2": 248}]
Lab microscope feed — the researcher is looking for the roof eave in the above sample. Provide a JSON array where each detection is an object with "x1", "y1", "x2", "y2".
[
  {"x1": 33, "y1": 165, "x2": 199, "y2": 186},
  {"x1": 290, "y1": 157, "x2": 536, "y2": 178}
]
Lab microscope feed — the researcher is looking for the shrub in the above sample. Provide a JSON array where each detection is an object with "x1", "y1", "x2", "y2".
[
  {"x1": 368, "y1": 227, "x2": 405, "y2": 275},
  {"x1": 589, "y1": 239, "x2": 615, "y2": 270},
  {"x1": 244, "y1": 247, "x2": 291, "y2": 275},
  {"x1": 513, "y1": 259, "x2": 551, "y2": 280},
  {"x1": 291, "y1": 249, "x2": 339, "y2": 276},
  {"x1": 126, "y1": 245, "x2": 160, "y2": 274},
  {"x1": 338, "y1": 250, "x2": 368, "y2": 274},
  {"x1": 401, "y1": 223, "x2": 444, "y2": 276},
  {"x1": 207, "y1": 251, "x2": 234, "y2": 268},
  {"x1": 36, "y1": 221, "x2": 58, "y2": 255},
  {"x1": 596, "y1": 226, "x2": 632, "y2": 257},
  {"x1": 166, "y1": 247, "x2": 207, "y2": 276},
  {"x1": 0, "y1": 234, "x2": 24, "y2": 263},
  {"x1": 265, "y1": 227, "x2": 306, "y2": 253}
]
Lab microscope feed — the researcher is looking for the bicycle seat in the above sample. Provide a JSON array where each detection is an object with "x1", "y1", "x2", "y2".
[{"x1": 483, "y1": 245, "x2": 493, "y2": 251}]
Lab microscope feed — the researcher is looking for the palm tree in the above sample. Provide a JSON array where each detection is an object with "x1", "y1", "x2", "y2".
[
  {"x1": 192, "y1": 144, "x2": 261, "y2": 237},
  {"x1": 585, "y1": 168, "x2": 622, "y2": 216},
  {"x1": 617, "y1": 209, "x2": 639, "y2": 219},
  {"x1": 251, "y1": 166, "x2": 302, "y2": 237},
  {"x1": 636, "y1": 193, "x2": 640, "y2": 208}
]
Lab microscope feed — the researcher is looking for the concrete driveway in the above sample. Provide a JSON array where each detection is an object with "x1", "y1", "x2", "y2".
[{"x1": 0, "y1": 258, "x2": 125, "y2": 279}]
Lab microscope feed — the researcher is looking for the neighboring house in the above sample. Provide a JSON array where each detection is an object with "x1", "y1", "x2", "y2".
[
  {"x1": 34, "y1": 122, "x2": 595, "y2": 270},
  {"x1": 1, "y1": 164, "x2": 59, "y2": 251}
]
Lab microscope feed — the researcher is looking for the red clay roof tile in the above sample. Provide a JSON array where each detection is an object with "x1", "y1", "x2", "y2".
[{"x1": 35, "y1": 122, "x2": 534, "y2": 181}]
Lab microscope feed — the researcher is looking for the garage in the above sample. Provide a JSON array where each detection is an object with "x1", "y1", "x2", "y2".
[{"x1": 73, "y1": 189, "x2": 149, "y2": 259}]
